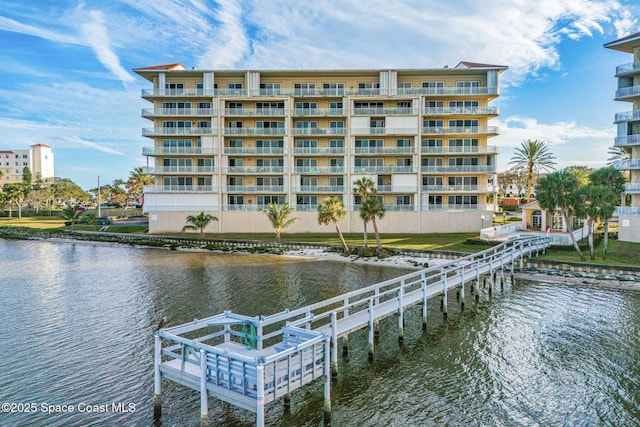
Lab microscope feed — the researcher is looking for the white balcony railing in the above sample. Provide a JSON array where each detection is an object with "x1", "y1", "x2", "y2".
[
  {"x1": 420, "y1": 146, "x2": 498, "y2": 155},
  {"x1": 614, "y1": 206, "x2": 640, "y2": 216},
  {"x1": 615, "y1": 85, "x2": 640, "y2": 99},
  {"x1": 352, "y1": 166, "x2": 416, "y2": 173},
  {"x1": 142, "y1": 147, "x2": 217, "y2": 155},
  {"x1": 141, "y1": 86, "x2": 499, "y2": 98},
  {"x1": 223, "y1": 108, "x2": 286, "y2": 116},
  {"x1": 223, "y1": 166, "x2": 285, "y2": 174},
  {"x1": 291, "y1": 128, "x2": 346, "y2": 136},
  {"x1": 143, "y1": 204, "x2": 219, "y2": 212},
  {"x1": 292, "y1": 147, "x2": 345, "y2": 155},
  {"x1": 223, "y1": 185, "x2": 285, "y2": 193},
  {"x1": 141, "y1": 108, "x2": 213, "y2": 116},
  {"x1": 421, "y1": 165, "x2": 497, "y2": 173},
  {"x1": 224, "y1": 128, "x2": 286, "y2": 136},
  {"x1": 223, "y1": 147, "x2": 284, "y2": 155},
  {"x1": 421, "y1": 126, "x2": 499, "y2": 135},
  {"x1": 376, "y1": 185, "x2": 419, "y2": 192},
  {"x1": 353, "y1": 204, "x2": 416, "y2": 212},
  {"x1": 143, "y1": 185, "x2": 215, "y2": 193},
  {"x1": 142, "y1": 127, "x2": 214, "y2": 136},
  {"x1": 352, "y1": 107, "x2": 418, "y2": 115},
  {"x1": 613, "y1": 159, "x2": 640, "y2": 170},
  {"x1": 614, "y1": 135, "x2": 640, "y2": 147},
  {"x1": 294, "y1": 185, "x2": 345, "y2": 193},
  {"x1": 422, "y1": 107, "x2": 498, "y2": 116},
  {"x1": 354, "y1": 147, "x2": 416, "y2": 154},
  {"x1": 294, "y1": 204, "x2": 320, "y2": 211},
  {"x1": 616, "y1": 61, "x2": 640, "y2": 75},
  {"x1": 142, "y1": 166, "x2": 216, "y2": 174},
  {"x1": 421, "y1": 185, "x2": 481, "y2": 192},
  {"x1": 292, "y1": 108, "x2": 346, "y2": 117},
  {"x1": 614, "y1": 110, "x2": 640, "y2": 123},
  {"x1": 624, "y1": 183, "x2": 640, "y2": 193},
  {"x1": 294, "y1": 166, "x2": 345, "y2": 174}
]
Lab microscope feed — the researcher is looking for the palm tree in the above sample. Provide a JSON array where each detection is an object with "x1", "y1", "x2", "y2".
[
  {"x1": 589, "y1": 167, "x2": 626, "y2": 259},
  {"x1": 509, "y1": 139, "x2": 557, "y2": 200},
  {"x1": 61, "y1": 206, "x2": 85, "y2": 230},
  {"x1": 126, "y1": 167, "x2": 154, "y2": 206},
  {"x1": 353, "y1": 177, "x2": 377, "y2": 248},
  {"x1": 260, "y1": 202, "x2": 300, "y2": 243},
  {"x1": 536, "y1": 171, "x2": 585, "y2": 261},
  {"x1": 318, "y1": 197, "x2": 349, "y2": 254},
  {"x1": 606, "y1": 146, "x2": 631, "y2": 167},
  {"x1": 182, "y1": 212, "x2": 218, "y2": 238},
  {"x1": 359, "y1": 197, "x2": 386, "y2": 256},
  {"x1": 576, "y1": 185, "x2": 613, "y2": 260}
]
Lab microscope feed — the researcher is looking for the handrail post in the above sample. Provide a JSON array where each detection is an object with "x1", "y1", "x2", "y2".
[
  {"x1": 421, "y1": 271, "x2": 428, "y2": 329},
  {"x1": 398, "y1": 282, "x2": 404, "y2": 343},
  {"x1": 256, "y1": 364, "x2": 265, "y2": 427},
  {"x1": 368, "y1": 299, "x2": 375, "y2": 361},
  {"x1": 154, "y1": 334, "x2": 162, "y2": 422},
  {"x1": 459, "y1": 269, "x2": 465, "y2": 310},
  {"x1": 331, "y1": 311, "x2": 338, "y2": 378},
  {"x1": 441, "y1": 270, "x2": 448, "y2": 320},
  {"x1": 200, "y1": 349, "x2": 208, "y2": 427}
]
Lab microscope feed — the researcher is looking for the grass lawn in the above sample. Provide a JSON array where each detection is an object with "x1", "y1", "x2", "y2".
[
  {"x1": 172, "y1": 232, "x2": 481, "y2": 253},
  {"x1": 0, "y1": 216, "x2": 66, "y2": 229},
  {"x1": 538, "y1": 239, "x2": 640, "y2": 267}
]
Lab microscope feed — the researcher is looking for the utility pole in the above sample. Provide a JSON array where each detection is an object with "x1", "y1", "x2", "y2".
[{"x1": 98, "y1": 176, "x2": 101, "y2": 217}]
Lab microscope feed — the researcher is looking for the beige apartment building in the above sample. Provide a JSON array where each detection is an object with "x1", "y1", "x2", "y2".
[
  {"x1": 0, "y1": 144, "x2": 54, "y2": 185},
  {"x1": 134, "y1": 63, "x2": 505, "y2": 234},
  {"x1": 605, "y1": 33, "x2": 640, "y2": 243}
]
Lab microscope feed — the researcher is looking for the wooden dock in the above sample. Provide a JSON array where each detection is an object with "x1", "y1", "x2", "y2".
[{"x1": 154, "y1": 235, "x2": 550, "y2": 426}]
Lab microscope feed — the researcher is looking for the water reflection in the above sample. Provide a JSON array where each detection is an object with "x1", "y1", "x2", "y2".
[{"x1": 0, "y1": 239, "x2": 638, "y2": 427}]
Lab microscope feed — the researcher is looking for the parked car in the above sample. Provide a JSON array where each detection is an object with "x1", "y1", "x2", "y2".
[
  {"x1": 95, "y1": 217, "x2": 112, "y2": 225},
  {"x1": 75, "y1": 206, "x2": 86, "y2": 211}
]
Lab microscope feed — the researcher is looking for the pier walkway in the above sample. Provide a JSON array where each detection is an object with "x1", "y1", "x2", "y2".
[{"x1": 154, "y1": 235, "x2": 550, "y2": 426}]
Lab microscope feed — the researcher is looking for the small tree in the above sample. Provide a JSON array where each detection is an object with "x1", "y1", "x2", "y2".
[
  {"x1": 589, "y1": 167, "x2": 626, "y2": 259},
  {"x1": 353, "y1": 177, "x2": 377, "y2": 248},
  {"x1": 3, "y1": 183, "x2": 26, "y2": 219},
  {"x1": 359, "y1": 197, "x2": 386, "y2": 256},
  {"x1": 182, "y1": 212, "x2": 218, "y2": 238},
  {"x1": 318, "y1": 197, "x2": 349, "y2": 254},
  {"x1": 537, "y1": 171, "x2": 584, "y2": 261},
  {"x1": 61, "y1": 206, "x2": 84, "y2": 230},
  {"x1": 260, "y1": 202, "x2": 300, "y2": 243}
]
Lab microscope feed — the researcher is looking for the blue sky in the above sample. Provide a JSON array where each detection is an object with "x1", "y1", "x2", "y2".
[{"x1": 0, "y1": 0, "x2": 639, "y2": 190}]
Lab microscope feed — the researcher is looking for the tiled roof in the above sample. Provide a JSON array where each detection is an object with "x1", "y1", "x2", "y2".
[
  {"x1": 31, "y1": 143, "x2": 51, "y2": 148},
  {"x1": 132, "y1": 63, "x2": 186, "y2": 71},
  {"x1": 455, "y1": 61, "x2": 508, "y2": 70}
]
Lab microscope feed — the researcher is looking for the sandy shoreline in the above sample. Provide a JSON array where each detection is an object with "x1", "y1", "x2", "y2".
[{"x1": 16, "y1": 236, "x2": 640, "y2": 290}]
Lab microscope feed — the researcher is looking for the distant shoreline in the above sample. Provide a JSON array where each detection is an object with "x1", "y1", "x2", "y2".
[{"x1": 6, "y1": 235, "x2": 639, "y2": 290}]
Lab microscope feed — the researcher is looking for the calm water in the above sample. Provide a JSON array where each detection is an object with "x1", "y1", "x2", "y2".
[{"x1": 0, "y1": 239, "x2": 638, "y2": 427}]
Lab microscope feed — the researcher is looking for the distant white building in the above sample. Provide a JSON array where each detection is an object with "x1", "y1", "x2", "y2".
[{"x1": 0, "y1": 144, "x2": 54, "y2": 185}]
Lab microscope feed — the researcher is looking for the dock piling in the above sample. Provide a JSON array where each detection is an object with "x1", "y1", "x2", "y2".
[
  {"x1": 441, "y1": 271, "x2": 448, "y2": 320},
  {"x1": 331, "y1": 312, "x2": 338, "y2": 379},
  {"x1": 421, "y1": 272, "x2": 428, "y2": 329},
  {"x1": 368, "y1": 299, "x2": 375, "y2": 361},
  {"x1": 398, "y1": 285, "x2": 404, "y2": 343},
  {"x1": 323, "y1": 338, "x2": 332, "y2": 424}
]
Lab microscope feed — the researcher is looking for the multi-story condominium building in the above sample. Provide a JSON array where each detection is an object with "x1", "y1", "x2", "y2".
[
  {"x1": 134, "y1": 63, "x2": 505, "y2": 234},
  {"x1": 0, "y1": 144, "x2": 54, "y2": 185},
  {"x1": 605, "y1": 33, "x2": 640, "y2": 243}
]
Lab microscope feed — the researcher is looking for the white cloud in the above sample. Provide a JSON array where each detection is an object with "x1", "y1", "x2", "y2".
[
  {"x1": 492, "y1": 116, "x2": 615, "y2": 147},
  {"x1": 79, "y1": 10, "x2": 135, "y2": 83}
]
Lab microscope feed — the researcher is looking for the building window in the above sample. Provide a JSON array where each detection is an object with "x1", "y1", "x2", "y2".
[
  {"x1": 421, "y1": 158, "x2": 443, "y2": 166},
  {"x1": 329, "y1": 102, "x2": 343, "y2": 109},
  {"x1": 330, "y1": 158, "x2": 343, "y2": 167},
  {"x1": 355, "y1": 139, "x2": 383, "y2": 148},
  {"x1": 229, "y1": 158, "x2": 243, "y2": 167},
  {"x1": 422, "y1": 139, "x2": 443, "y2": 148},
  {"x1": 423, "y1": 176, "x2": 443, "y2": 186},
  {"x1": 257, "y1": 177, "x2": 283, "y2": 186},
  {"x1": 258, "y1": 195, "x2": 285, "y2": 205},
  {"x1": 256, "y1": 139, "x2": 283, "y2": 148},
  {"x1": 256, "y1": 158, "x2": 283, "y2": 167},
  {"x1": 197, "y1": 177, "x2": 212, "y2": 186},
  {"x1": 257, "y1": 102, "x2": 284, "y2": 109},
  {"x1": 164, "y1": 177, "x2": 192, "y2": 186},
  {"x1": 354, "y1": 158, "x2": 383, "y2": 167},
  {"x1": 229, "y1": 195, "x2": 244, "y2": 205},
  {"x1": 322, "y1": 83, "x2": 345, "y2": 95},
  {"x1": 295, "y1": 140, "x2": 318, "y2": 148},
  {"x1": 295, "y1": 102, "x2": 317, "y2": 109},
  {"x1": 294, "y1": 83, "x2": 316, "y2": 95},
  {"x1": 297, "y1": 195, "x2": 318, "y2": 205},
  {"x1": 296, "y1": 158, "x2": 317, "y2": 167},
  {"x1": 330, "y1": 177, "x2": 344, "y2": 186},
  {"x1": 448, "y1": 195, "x2": 478, "y2": 207},
  {"x1": 448, "y1": 176, "x2": 477, "y2": 186},
  {"x1": 396, "y1": 158, "x2": 411, "y2": 166},
  {"x1": 228, "y1": 139, "x2": 243, "y2": 148},
  {"x1": 450, "y1": 100, "x2": 479, "y2": 108},
  {"x1": 426, "y1": 101, "x2": 444, "y2": 108},
  {"x1": 448, "y1": 157, "x2": 479, "y2": 166},
  {"x1": 428, "y1": 195, "x2": 443, "y2": 206},
  {"x1": 260, "y1": 83, "x2": 281, "y2": 95},
  {"x1": 295, "y1": 121, "x2": 318, "y2": 128},
  {"x1": 256, "y1": 121, "x2": 284, "y2": 128},
  {"x1": 456, "y1": 81, "x2": 479, "y2": 88},
  {"x1": 397, "y1": 195, "x2": 411, "y2": 205},
  {"x1": 163, "y1": 158, "x2": 191, "y2": 167},
  {"x1": 396, "y1": 139, "x2": 411, "y2": 147},
  {"x1": 197, "y1": 158, "x2": 214, "y2": 167},
  {"x1": 329, "y1": 139, "x2": 344, "y2": 148},
  {"x1": 330, "y1": 121, "x2": 344, "y2": 128}
]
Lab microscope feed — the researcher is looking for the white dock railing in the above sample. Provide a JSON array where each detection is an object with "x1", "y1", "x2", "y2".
[{"x1": 154, "y1": 235, "x2": 550, "y2": 427}]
